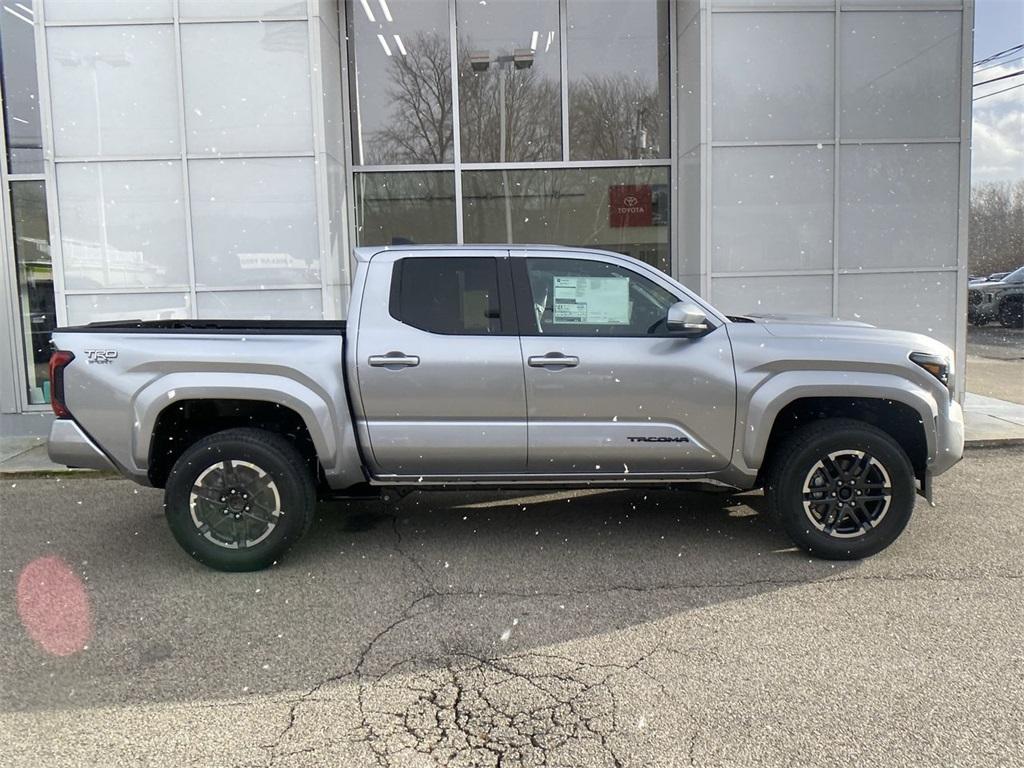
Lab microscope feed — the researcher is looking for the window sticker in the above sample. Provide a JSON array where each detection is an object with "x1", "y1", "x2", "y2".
[{"x1": 552, "y1": 275, "x2": 630, "y2": 324}]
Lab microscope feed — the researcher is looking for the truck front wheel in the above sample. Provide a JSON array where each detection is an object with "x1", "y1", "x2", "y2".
[
  {"x1": 766, "y1": 419, "x2": 916, "y2": 560},
  {"x1": 164, "y1": 428, "x2": 316, "y2": 571},
  {"x1": 999, "y1": 298, "x2": 1023, "y2": 329}
]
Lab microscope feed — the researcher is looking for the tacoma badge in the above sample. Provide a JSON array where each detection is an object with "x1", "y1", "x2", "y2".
[{"x1": 627, "y1": 436, "x2": 690, "y2": 443}]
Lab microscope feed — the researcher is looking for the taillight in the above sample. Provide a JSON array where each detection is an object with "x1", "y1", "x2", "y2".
[{"x1": 49, "y1": 350, "x2": 75, "y2": 418}]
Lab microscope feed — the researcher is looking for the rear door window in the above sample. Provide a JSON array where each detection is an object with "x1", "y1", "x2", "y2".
[{"x1": 390, "y1": 257, "x2": 503, "y2": 335}]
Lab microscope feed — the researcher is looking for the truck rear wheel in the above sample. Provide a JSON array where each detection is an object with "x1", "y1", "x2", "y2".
[
  {"x1": 766, "y1": 419, "x2": 916, "y2": 560},
  {"x1": 164, "y1": 428, "x2": 315, "y2": 572}
]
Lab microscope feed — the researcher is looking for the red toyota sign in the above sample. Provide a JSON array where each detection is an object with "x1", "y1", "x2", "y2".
[{"x1": 608, "y1": 184, "x2": 653, "y2": 228}]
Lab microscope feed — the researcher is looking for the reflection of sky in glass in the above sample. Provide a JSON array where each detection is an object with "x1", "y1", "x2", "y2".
[
  {"x1": 567, "y1": 0, "x2": 665, "y2": 81},
  {"x1": 0, "y1": 0, "x2": 44, "y2": 172}
]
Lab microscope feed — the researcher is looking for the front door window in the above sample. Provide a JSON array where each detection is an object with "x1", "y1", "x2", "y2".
[{"x1": 519, "y1": 257, "x2": 678, "y2": 337}]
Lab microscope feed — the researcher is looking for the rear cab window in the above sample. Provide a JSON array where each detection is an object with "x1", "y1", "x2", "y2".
[{"x1": 389, "y1": 257, "x2": 505, "y2": 335}]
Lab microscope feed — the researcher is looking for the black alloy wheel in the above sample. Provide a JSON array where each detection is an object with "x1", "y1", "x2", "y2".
[{"x1": 800, "y1": 450, "x2": 893, "y2": 539}]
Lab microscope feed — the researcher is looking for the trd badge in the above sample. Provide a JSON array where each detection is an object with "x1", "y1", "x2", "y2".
[{"x1": 84, "y1": 350, "x2": 118, "y2": 363}]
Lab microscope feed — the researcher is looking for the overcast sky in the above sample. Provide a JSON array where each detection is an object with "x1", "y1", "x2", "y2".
[{"x1": 971, "y1": 0, "x2": 1023, "y2": 185}]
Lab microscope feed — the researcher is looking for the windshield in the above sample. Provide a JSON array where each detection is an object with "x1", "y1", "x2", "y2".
[{"x1": 1002, "y1": 266, "x2": 1024, "y2": 284}]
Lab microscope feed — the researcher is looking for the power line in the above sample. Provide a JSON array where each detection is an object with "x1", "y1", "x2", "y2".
[
  {"x1": 973, "y1": 69, "x2": 1024, "y2": 88},
  {"x1": 974, "y1": 43, "x2": 1024, "y2": 67},
  {"x1": 974, "y1": 55, "x2": 1023, "y2": 75},
  {"x1": 973, "y1": 81, "x2": 1024, "y2": 101}
]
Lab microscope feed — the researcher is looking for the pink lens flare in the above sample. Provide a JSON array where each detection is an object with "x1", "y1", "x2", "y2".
[{"x1": 16, "y1": 555, "x2": 93, "y2": 657}]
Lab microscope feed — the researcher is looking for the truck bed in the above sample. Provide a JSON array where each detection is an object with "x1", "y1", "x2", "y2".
[{"x1": 56, "y1": 319, "x2": 346, "y2": 335}]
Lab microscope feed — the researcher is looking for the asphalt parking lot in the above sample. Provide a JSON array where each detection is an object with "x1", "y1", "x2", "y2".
[{"x1": 2, "y1": 447, "x2": 1023, "y2": 767}]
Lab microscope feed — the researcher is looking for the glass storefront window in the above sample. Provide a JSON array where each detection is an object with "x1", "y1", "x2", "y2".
[
  {"x1": 57, "y1": 160, "x2": 190, "y2": 290},
  {"x1": 566, "y1": 0, "x2": 670, "y2": 161},
  {"x1": 457, "y1": 0, "x2": 561, "y2": 163},
  {"x1": 9, "y1": 180, "x2": 54, "y2": 405},
  {"x1": 462, "y1": 166, "x2": 671, "y2": 273},
  {"x1": 0, "y1": 0, "x2": 44, "y2": 173},
  {"x1": 354, "y1": 171, "x2": 456, "y2": 245},
  {"x1": 346, "y1": 0, "x2": 452, "y2": 165}
]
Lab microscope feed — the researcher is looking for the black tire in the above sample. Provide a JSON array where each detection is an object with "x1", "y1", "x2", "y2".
[
  {"x1": 766, "y1": 418, "x2": 916, "y2": 560},
  {"x1": 998, "y1": 299, "x2": 1023, "y2": 329},
  {"x1": 164, "y1": 428, "x2": 316, "y2": 572}
]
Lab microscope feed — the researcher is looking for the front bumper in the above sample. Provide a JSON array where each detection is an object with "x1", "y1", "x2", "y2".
[
  {"x1": 47, "y1": 419, "x2": 117, "y2": 471},
  {"x1": 931, "y1": 399, "x2": 965, "y2": 477}
]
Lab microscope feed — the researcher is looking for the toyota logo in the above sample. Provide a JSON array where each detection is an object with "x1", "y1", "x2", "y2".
[{"x1": 623, "y1": 195, "x2": 639, "y2": 207}]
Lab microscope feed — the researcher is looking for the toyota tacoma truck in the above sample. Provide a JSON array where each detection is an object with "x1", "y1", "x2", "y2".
[
  {"x1": 47, "y1": 246, "x2": 964, "y2": 571},
  {"x1": 968, "y1": 264, "x2": 1024, "y2": 328}
]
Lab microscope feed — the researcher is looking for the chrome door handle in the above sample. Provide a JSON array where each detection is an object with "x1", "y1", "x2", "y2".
[
  {"x1": 528, "y1": 353, "x2": 579, "y2": 368},
  {"x1": 368, "y1": 352, "x2": 420, "y2": 368}
]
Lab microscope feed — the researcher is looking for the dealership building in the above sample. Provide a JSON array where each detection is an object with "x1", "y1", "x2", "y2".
[{"x1": 0, "y1": 0, "x2": 974, "y2": 422}]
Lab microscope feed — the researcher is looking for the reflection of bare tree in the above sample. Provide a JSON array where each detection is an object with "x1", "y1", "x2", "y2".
[
  {"x1": 367, "y1": 32, "x2": 454, "y2": 165},
  {"x1": 366, "y1": 32, "x2": 564, "y2": 165},
  {"x1": 459, "y1": 61, "x2": 561, "y2": 163},
  {"x1": 569, "y1": 75, "x2": 665, "y2": 160},
  {"x1": 364, "y1": 35, "x2": 667, "y2": 166}
]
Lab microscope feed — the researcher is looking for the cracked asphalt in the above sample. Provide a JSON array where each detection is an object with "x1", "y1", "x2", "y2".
[{"x1": 1, "y1": 447, "x2": 1023, "y2": 767}]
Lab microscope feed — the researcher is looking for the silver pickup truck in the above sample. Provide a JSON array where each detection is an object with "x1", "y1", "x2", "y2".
[{"x1": 48, "y1": 245, "x2": 964, "y2": 571}]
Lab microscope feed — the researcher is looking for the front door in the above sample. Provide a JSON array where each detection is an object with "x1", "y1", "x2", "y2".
[
  {"x1": 354, "y1": 251, "x2": 526, "y2": 476},
  {"x1": 514, "y1": 252, "x2": 736, "y2": 476}
]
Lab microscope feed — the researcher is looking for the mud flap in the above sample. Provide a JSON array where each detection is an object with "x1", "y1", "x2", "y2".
[{"x1": 916, "y1": 469, "x2": 933, "y2": 505}]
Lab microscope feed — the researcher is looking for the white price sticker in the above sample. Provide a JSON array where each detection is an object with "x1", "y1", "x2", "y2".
[{"x1": 552, "y1": 276, "x2": 629, "y2": 325}]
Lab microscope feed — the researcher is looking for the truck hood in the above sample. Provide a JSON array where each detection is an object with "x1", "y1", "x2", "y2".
[
  {"x1": 969, "y1": 280, "x2": 1010, "y2": 292},
  {"x1": 731, "y1": 313, "x2": 952, "y2": 359},
  {"x1": 734, "y1": 313, "x2": 874, "y2": 328}
]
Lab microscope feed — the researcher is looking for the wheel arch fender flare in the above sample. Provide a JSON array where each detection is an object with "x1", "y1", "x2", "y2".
[
  {"x1": 132, "y1": 372, "x2": 339, "y2": 475},
  {"x1": 741, "y1": 371, "x2": 940, "y2": 470}
]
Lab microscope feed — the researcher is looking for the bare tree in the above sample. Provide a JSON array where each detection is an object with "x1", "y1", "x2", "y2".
[{"x1": 970, "y1": 180, "x2": 1024, "y2": 276}]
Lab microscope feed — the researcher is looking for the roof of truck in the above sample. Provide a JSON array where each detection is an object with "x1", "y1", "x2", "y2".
[{"x1": 352, "y1": 244, "x2": 630, "y2": 263}]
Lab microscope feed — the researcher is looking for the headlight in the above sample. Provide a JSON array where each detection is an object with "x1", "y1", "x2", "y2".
[{"x1": 910, "y1": 351, "x2": 951, "y2": 388}]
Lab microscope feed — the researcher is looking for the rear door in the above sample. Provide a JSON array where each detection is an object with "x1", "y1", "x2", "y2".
[
  {"x1": 354, "y1": 250, "x2": 527, "y2": 476},
  {"x1": 513, "y1": 251, "x2": 736, "y2": 476}
]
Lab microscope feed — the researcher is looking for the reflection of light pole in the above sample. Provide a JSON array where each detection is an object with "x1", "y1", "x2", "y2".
[
  {"x1": 55, "y1": 53, "x2": 129, "y2": 285},
  {"x1": 470, "y1": 49, "x2": 533, "y2": 244},
  {"x1": 632, "y1": 107, "x2": 649, "y2": 159}
]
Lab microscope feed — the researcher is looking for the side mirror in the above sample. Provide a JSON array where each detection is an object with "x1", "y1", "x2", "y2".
[{"x1": 666, "y1": 301, "x2": 711, "y2": 337}]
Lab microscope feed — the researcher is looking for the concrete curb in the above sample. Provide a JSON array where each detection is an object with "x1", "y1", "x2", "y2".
[
  {"x1": 964, "y1": 438, "x2": 1024, "y2": 449},
  {"x1": 0, "y1": 468, "x2": 116, "y2": 479}
]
